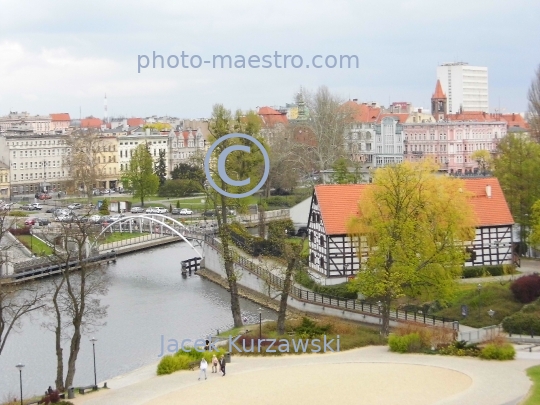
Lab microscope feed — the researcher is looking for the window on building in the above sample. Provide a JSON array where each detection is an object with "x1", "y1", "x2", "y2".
[
  {"x1": 310, "y1": 253, "x2": 315, "y2": 263},
  {"x1": 320, "y1": 258, "x2": 325, "y2": 269},
  {"x1": 319, "y1": 236, "x2": 325, "y2": 247}
]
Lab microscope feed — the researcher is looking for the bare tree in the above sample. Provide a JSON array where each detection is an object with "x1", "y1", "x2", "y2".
[
  {"x1": 63, "y1": 130, "x2": 115, "y2": 201},
  {"x1": 0, "y1": 211, "x2": 45, "y2": 357},
  {"x1": 264, "y1": 125, "x2": 301, "y2": 197},
  {"x1": 297, "y1": 86, "x2": 353, "y2": 179},
  {"x1": 528, "y1": 64, "x2": 540, "y2": 142},
  {"x1": 40, "y1": 215, "x2": 109, "y2": 391}
]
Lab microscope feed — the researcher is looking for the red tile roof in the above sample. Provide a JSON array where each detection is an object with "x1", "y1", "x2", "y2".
[
  {"x1": 313, "y1": 184, "x2": 369, "y2": 235},
  {"x1": 50, "y1": 113, "x2": 70, "y2": 121},
  {"x1": 432, "y1": 80, "x2": 446, "y2": 99},
  {"x1": 342, "y1": 101, "x2": 380, "y2": 122},
  {"x1": 314, "y1": 178, "x2": 513, "y2": 235},
  {"x1": 127, "y1": 118, "x2": 145, "y2": 127},
  {"x1": 80, "y1": 118, "x2": 103, "y2": 128},
  {"x1": 446, "y1": 111, "x2": 529, "y2": 129},
  {"x1": 376, "y1": 113, "x2": 409, "y2": 124},
  {"x1": 258, "y1": 106, "x2": 288, "y2": 126}
]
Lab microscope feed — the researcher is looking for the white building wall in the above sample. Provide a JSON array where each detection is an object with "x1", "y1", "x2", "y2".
[{"x1": 437, "y1": 63, "x2": 488, "y2": 113}]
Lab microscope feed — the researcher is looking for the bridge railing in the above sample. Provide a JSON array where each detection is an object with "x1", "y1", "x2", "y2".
[{"x1": 203, "y1": 234, "x2": 457, "y2": 329}]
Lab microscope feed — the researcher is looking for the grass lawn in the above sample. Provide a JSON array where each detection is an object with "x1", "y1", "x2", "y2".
[
  {"x1": 17, "y1": 235, "x2": 54, "y2": 256},
  {"x1": 524, "y1": 365, "x2": 540, "y2": 405},
  {"x1": 101, "y1": 232, "x2": 145, "y2": 243},
  {"x1": 432, "y1": 283, "x2": 523, "y2": 328},
  {"x1": 218, "y1": 317, "x2": 384, "y2": 356}
]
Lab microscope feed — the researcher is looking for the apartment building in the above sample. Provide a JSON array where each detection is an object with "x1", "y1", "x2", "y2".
[
  {"x1": 0, "y1": 111, "x2": 52, "y2": 134},
  {"x1": 436, "y1": 62, "x2": 489, "y2": 113},
  {"x1": 0, "y1": 163, "x2": 9, "y2": 199},
  {"x1": 168, "y1": 128, "x2": 206, "y2": 170},
  {"x1": 50, "y1": 113, "x2": 71, "y2": 133},
  {"x1": 0, "y1": 134, "x2": 69, "y2": 196},
  {"x1": 118, "y1": 128, "x2": 169, "y2": 183}
]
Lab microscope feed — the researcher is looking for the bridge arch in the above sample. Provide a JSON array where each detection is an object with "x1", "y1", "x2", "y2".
[{"x1": 92, "y1": 214, "x2": 202, "y2": 258}]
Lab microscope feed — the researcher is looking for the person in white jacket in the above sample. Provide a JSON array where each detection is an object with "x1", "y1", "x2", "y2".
[{"x1": 198, "y1": 358, "x2": 208, "y2": 380}]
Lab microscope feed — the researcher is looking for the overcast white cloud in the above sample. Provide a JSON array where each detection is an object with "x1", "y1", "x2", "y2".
[{"x1": 0, "y1": 0, "x2": 538, "y2": 118}]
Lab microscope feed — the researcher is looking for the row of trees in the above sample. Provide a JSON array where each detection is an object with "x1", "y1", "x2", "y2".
[{"x1": 0, "y1": 211, "x2": 109, "y2": 391}]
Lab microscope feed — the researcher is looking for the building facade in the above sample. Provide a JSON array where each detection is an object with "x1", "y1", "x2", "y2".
[
  {"x1": 168, "y1": 129, "x2": 205, "y2": 170},
  {"x1": 0, "y1": 163, "x2": 9, "y2": 199},
  {"x1": 118, "y1": 129, "x2": 169, "y2": 184},
  {"x1": 436, "y1": 62, "x2": 489, "y2": 113},
  {"x1": 50, "y1": 113, "x2": 71, "y2": 133},
  {"x1": 307, "y1": 179, "x2": 514, "y2": 284},
  {"x1": 0, "y1": 111, "x2": 52, "y2": 134},
  {"x1": 0, "y1": 134, "x2": 69, "y2": 196}
]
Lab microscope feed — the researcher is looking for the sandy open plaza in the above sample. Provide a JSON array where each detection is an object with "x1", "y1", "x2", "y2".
[{"x1": 70, "y1": 345, "x2": 540, "y2": 405}]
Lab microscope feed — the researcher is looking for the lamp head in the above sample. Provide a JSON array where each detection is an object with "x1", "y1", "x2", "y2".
[{"x1": 16, "y1": 363, "x2": 24, "y2": 370}]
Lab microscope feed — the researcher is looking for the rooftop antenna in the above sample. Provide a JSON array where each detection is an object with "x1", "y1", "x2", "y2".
[{"x1": 104, "y1": 93, "x2": 108, "y2": 124}]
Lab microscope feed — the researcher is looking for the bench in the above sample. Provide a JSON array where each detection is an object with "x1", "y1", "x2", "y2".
[
  {"x1": 188, "y1": 361, "x2": 200, "y2": 370},
  {"x1": 78, "y1": 385, "x2": 97, "y2": 395}
]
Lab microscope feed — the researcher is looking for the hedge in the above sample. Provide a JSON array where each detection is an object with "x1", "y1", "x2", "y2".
[
  {"x1": 388, "y1": 333, "x2": 425, "y2": 353},
  {"x1": 502, "y1": 312, "x2": 540, "y2": 336},
  {"x1": 461, "y1": 265, "x2": 506, "y2": 278},
  {"x1": 479, "y1": 343, "x2": 515, "y2": 360}
]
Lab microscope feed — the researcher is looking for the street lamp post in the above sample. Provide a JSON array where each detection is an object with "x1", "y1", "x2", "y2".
[
  {"x1": 258, "y1": 308, "x2": 262, "y2": 340},
  {"x1": 377, "y1": 301, "x2": 383, "y2": 338},
  {"x1": 90, "y1": 337, "x2": 98, "y2": 388},
  {"x1": 16, "y1": 363, "x2": 24, "y2": 405}
]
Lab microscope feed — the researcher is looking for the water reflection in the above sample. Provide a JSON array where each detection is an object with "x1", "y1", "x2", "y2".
[{"x1": 0, "y1": 243, "x2": 276, "y2": 398}]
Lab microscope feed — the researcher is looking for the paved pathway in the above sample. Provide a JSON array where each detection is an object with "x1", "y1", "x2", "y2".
[{"x1": 69, "y1": 346, "x2": 539, "y2": 405}]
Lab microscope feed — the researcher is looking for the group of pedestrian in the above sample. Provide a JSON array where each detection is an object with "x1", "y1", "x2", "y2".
[{"x1": 198, "y1": 354, "x2": 226, "y2": 380}]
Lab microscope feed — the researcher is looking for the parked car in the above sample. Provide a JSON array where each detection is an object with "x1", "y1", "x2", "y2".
[
  {"x1": 21, "y1": 204, "x2": 36, "y2": 211},
  {"x1": 109, "y1": 214, "x2": 125, "y2": 221},
  {"x1": 56, "y1": 215, "x2": 72, "y2": 222},
  {"x1": 89, "y1": 215, "x2": 102, "y2": 223},
  {"x1": 171, "y1": 208, "x2": 182, "y2": 215},
  {"x1": 131, "y1": 207, "x2": 144, "y2": 214},
  {"x1": 38, "y1": 193, "x2": 52, "y2": 200},
  {"x1": 145, "y1": 207, "x2": 156, "y2": 214},
  {"x1": 24, "y1": 217, "x2": 37, "y2": 226},
  {"x1": 0, "y1": 203, "x2": 13, "y2": 211},
  {"x1": 155, "y1": 207, "x2": 168, "y2": 214},
  {"x1": 45, "y1": 208, "x2": 55, "y2": 213},
  {"x1": 37, "y1": 218, "x2": 50, "y2": 226},
  {"x1": 31, "y1": 203, "x2": 43, "y2": 210},
  {"x1": 67, "y1": 203, "x2": 82, "y2": 210},
  {"x1": 203, "y1": 211, "x2": 215, "y2": 217},
  {"x1": 180, "y1": 208, "x2": 193, "y2": 215}
]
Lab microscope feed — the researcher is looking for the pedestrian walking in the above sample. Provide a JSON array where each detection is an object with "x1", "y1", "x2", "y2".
[
  {"x1": 219, "y1": 355, "x2": 226, "y2": 376},
  {"x1": 211, "y1": 355, "x2": 218, "y2": 373},
  {"x1": 198, "y1": 358, "x2": 208, "y2": 380}
]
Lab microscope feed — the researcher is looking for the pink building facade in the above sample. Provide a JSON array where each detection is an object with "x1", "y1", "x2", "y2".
[{"x1": 402, "y1": 121, "x2": 507, "y2": 173}]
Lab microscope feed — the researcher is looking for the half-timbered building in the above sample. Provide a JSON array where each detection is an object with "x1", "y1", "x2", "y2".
[{"x1": 307, "y1": 178, "x2": 514, "y2": 285}]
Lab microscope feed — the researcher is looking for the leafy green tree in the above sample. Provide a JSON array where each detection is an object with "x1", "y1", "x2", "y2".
[
  {"x1": 99, "y1": 199, "x2": 109, "y2": 215},
  {"x1": 347, "y1": 161, "x2": 476, "y2": 336},
  {"x1": 530, "y1": 200, "x2": 540, "y2": 250},
  {"x1": 171, "y1": 163, "x2": 205, "y2": 184},
  {"x1": 155, "y1": 149, "x2": 167, "y2": 186},
  {"x1": 331, "y1": 157, "x2": 361, "y2": 184},
  {"x1": 493, "y1": 134, "x2": 540, "y2": 245},
  {"x1": 143, "y1": 122, "x2": 171, "y2": 131},
  {"x1": 121, "y1": 144, "x2": 159, "y2": 207},
  {"x1": 206, "y1": 104, "x2": 266, "y2": 327},
  {"x1": 176, "y1": 200, "x2": 181, "y2": 209},
  {"x1": 471, "y1": 150, "x2": 492, "y2": 175}
]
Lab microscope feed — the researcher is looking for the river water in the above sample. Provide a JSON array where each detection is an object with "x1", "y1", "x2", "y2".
[{"x1": 0, "y1": 243, "x2": 276, "y2": 399}]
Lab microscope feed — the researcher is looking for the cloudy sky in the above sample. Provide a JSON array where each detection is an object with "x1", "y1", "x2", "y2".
[{"x1": 0, "y1": 0, "x2": 538, "y2": 119}]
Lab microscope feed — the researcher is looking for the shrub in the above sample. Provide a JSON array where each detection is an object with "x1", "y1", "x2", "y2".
[
  {"x1": 511, "y1": 274, "x2": 540, "y2": 303},
  {"x1": 502, "y1": 312, "x2": 540, "y2": 335},
  {"x1": 462, "y1": 266, "x2": 485, "y2": 278},
  {"x1": 388, "y1": 333, "x2": 424, "y2": 353},
  {"x1": 157, "y1": 347, "x2": 226, "y2": 375},
  {"x1": 485, "y1": 265, "x2": 505, "y2": 276},
  {"x1": 157, "y1": 355, "x2": 179, "y2": 375},
  {"x1": 294, "y1": 317, "x2": 331, "y2": 338},
  {"x1": 9, "y1": 210, "x2": 28, "y2": 217},
  {"x1": 438, "y1": 340, "x2": 480, "y2": 357},
  {"x1": 9, "y1": 227, "x2": 31, "y2": 236},
  {"x1": 479, "y1": 343, "x2": 515, "y2": 360}
]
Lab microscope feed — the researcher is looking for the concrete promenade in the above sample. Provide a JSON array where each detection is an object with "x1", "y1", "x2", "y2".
[{"x1": 69, "y1": 346, "x2": 540, "y2": 405}]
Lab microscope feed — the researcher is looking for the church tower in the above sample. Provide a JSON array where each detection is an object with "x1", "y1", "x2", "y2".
[{"x1": 431, "y1": 80, "x2": 447, "y2": 121}]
